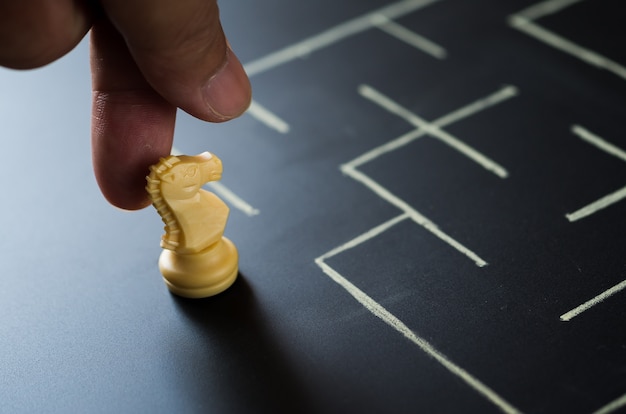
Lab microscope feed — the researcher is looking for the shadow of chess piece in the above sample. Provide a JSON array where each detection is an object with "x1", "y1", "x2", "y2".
[{"x1": 146, "y1": 152, "x2": 238, "y2": 298}]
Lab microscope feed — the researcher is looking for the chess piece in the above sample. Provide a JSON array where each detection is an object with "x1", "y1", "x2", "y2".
[{"x1": 146, "y1": 152, "x2": 238, "y2": 298}]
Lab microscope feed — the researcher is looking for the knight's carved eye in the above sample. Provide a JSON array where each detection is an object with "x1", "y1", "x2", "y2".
[{"x1": 184, "y1": 166, "x2": 198, "y2": 177}]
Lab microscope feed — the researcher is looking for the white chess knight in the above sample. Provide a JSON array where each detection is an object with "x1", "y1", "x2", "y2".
[{"x1": 146, "y1": 152, "x2": 238, "y2": 298}]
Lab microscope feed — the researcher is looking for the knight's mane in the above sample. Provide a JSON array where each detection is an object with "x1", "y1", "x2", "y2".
[{"x1": 146, "y1": 155, "x2": 182, "y2": 250}]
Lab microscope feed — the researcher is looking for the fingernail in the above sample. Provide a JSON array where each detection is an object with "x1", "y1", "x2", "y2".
[{"x1": 203, "y1": 49, "x2": 251, "y2": 121}]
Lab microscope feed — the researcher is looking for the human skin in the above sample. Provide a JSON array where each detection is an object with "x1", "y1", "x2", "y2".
[{"x1": 0, "y1": 0, "x2": 252, "y2": 210}]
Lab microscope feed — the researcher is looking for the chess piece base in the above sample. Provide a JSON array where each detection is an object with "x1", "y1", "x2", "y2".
[{"x1": 159, "y1": 237, "x2": 238, "y2": 298}]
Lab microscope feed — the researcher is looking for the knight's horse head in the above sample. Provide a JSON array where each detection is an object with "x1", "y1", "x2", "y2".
[
  {"x1": 146, "y1": 152, "x2": 227, "y2": 252},
  {"x1": 155, "y1": 152, "x2": 223, "y2": 201}
]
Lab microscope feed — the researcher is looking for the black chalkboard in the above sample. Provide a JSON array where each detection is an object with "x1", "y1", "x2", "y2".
[{"x1": 1, "y1": 0, "x2": 625, "y2": 413}]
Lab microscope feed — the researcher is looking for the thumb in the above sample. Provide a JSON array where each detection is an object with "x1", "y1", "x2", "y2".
[{"x1": 99, "y1": 0, "x2": 251, "y2": 122}]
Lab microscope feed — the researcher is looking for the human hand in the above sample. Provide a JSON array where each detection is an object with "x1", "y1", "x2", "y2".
[{"x1": 0, "y1": 0, "x2": 252, "y2": 210}]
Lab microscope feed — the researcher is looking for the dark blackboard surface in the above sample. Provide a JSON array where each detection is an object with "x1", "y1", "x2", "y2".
[{"x1": 1, "y1": 1, "x2": 625, "y2": 413}]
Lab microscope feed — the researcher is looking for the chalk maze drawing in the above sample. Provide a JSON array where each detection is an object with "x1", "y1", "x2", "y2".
[
  {"x1": 313, "y1": 39, "x2": 626, "y2": 414},
  {"x1": 241, "y1": 0, "x2": 446, "y2": 134},
  {"x1": 230, "y1": 0, "x2": 626, "y2": 411},
  {"x1": 316, "y1": 84, "x2": 522, "y2": 414},
  {"x1": 315, "y1": 87, "x2": 626, "y2": 414}
]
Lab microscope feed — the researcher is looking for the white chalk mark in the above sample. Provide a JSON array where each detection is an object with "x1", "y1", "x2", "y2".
[
  {"x1": 513, "y1": 0, "x2": 584, "y2": 21},
  {"x1": 315, "y1": 258, "x2": 520, "y2": 414},
  {"x1": 342, "y1": 165, "x2": 488, "y2": 267},
  {"x1": 432, "y1": 86, "x2": 519, "y2": 128},
  {"x1": 593, "y1": 392, "x2": 626, "y2": 414},
  {"x1": 566, "y1": 185, "x2": 626, "y2": 222},
  {"x1": 205, "y1": 181, "x2": 260, "y2": 217},
  {"x1": 336, "y1": 85, "x2": 521, "y2": 266},
  {"x1": 359, "y1": 83, "x2": 431, "y2": 127},
  {"x1": 247, "y1": 100, "x2": 290, "y2": 134},
  {"x1": 345, "y1": 128, "x2": 429, "y2": 169},
  {"x1": 244, "y1": 0, "x2": 441, "y2": 76},
  {"x1": 509, "y1": 16, "x2": 626, "y2": 82},
  {"x1": 373, "y1": 14, "x2": 447, "y2": 59},
  {"x1": 572, "y1": 125, "x2": 626, "y2": 163},
  {"x1": 434, "y1": 128, "x2": 509, "y2": 178},
  {"x1": 320, "y1": 213, "x2": 410, "y2": 261},
  {"x1": 565, "y1": 126, "x2": 626, "y2": 222},
  {"x1": 171, "y1": 147, "x2": 260, "y2": 216},
  {"x1": 509, "y1": 0, "x2": 626, "y2": 82},
  {"x1": 560, "y1": 279, "x2": 626, "y2": 321},
  {"x1": 345, "y1": 85, "x2": 518, "y2": 170},
  {"x1": 358, "y1": 84, "x2": 509, "y2": 178}
]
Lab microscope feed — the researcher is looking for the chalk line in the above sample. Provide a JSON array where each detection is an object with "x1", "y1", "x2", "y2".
[
  {"x1": 171, "y1": 147, "x2": 260, "y2": 216},
  {"x1": 345, "y1": 85, "x2": 518, "y2": 169},
  {"x1": 509, "y1": 15, "x2": 626, "y2": 82},
  {"x1": 565, "y1": 126, "x2": 626, "y2": 222},
  {"x1": 344, "y1": 128, "x2": 428, "y2": 169},
  {"x1": 342, "y1": 165, "x2": 488, "y2": 267},
  {"x1": 314, "y1": 258, "x2": 520, "y2": 413},
  {"x1": 432, "y1": 86, "x2": 519, "y2": 128},
  {"x1": 319, "y1": 213, "x2": 410, "y2": 261},
  {"x1": 247, "y1": 100, "x2": 290, "y2": 134},
  {"x1": 572, "y1": 125, "x2": 626, "y2": 163},
  {"x1": 358, "y1": 84, "x2": 510, "y2": 178},
  {"x1": 512, "y1": 0, "x2": 584, "y2": 21},
  {"x1": 434, "y1": 128, "x2": 509, "y2": 178},
  {"x1": 372, "y1": 14, "x2": 447, "y2": 59},
  {"x1": 566, "y1": 185, "x2": 626, "y2": 222},
  {"x1": 243, "y1": 0, "x2": 441, "y2": 77},
  {"x1": 560, "y1": 278, "x2": 626, "y2": 321},
  {"x1": 593, "y1": 392, "x2": 626, "y2": 414}
]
